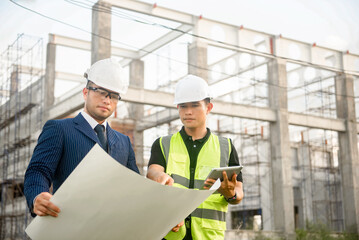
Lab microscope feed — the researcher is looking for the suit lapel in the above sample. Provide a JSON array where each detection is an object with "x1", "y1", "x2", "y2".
[
  {"x1": 73, "y1": 114, "x2": 123, "y2": 156},
  {"x1": 73, "y1": 114, "x2": 100, "y2": 145},
  {"x1": 106, "y1": 123, "x2": 130, "y2": 166},
  {"x1": 107, "y1": 123, "x2": 127, "y2": 160},
  {"x1": 106, "y1": 123, "x2": 118, "y2": 150}
]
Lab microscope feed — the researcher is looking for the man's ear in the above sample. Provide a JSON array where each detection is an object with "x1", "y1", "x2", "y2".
[
  {"x1": 83, "y1": 87, "x2": 88, "y2": 100},
  {"x1": 206, "y1": 102, "x2": 213, "y2": 114}
]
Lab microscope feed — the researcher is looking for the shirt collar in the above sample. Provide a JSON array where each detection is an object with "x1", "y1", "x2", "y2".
[
  {"x1": 179, "y1": 126, "x2": 211, "y2": 142},
  {"x1": 81, "y1": 111, "x2": 107, "y2": 130}
]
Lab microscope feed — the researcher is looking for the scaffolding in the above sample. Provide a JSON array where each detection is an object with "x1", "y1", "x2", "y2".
[
  {"x1": 289, "y1": 126, "x2": 343, "y2": 231},
  {"x1": 286, "y1": 60, "x2": 344, "y2": 231},
  {"x1": 0, "y1": 34, "x2": 44, "y2": 240}
]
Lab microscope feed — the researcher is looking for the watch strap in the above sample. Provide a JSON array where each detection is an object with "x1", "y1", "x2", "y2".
[{"x1": 225, "y1": 192, "x2": 237, "y2": 202}]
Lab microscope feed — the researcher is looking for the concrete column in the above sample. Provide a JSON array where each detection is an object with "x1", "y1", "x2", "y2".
[
  {"x1": 91, "y1": 1, "x2": 112, "y2": 64},
  {"x1": 129, "y1": 60, "x2": 144, "y2": 175},
  {"x1": 188, "y1": 19, "x2": 208, "y2": 80},
  {"x1": 335, "y1": 73, "x2": 359, "y2": 233},
  {"x1": 298, "y1": 144, "x2": 314, "y2": 228},
  {"x1": 44, "y1": 35, "x2": 56, "y2": 109},
  {"x1": 188, "y1": 41, "x2": 208, "y2": 80},
  {"x1": 268, "y1": 58, "x2": 295, "y2": 234}
]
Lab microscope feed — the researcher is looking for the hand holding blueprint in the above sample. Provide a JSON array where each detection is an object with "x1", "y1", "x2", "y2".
[{"x1": 25, "y1": 144, "x2": 218, "y2": 240}]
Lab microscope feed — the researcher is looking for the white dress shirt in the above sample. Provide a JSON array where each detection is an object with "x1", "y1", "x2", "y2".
[{"x1": 80, "y1": 111, "x2": 107, "y2": 132}]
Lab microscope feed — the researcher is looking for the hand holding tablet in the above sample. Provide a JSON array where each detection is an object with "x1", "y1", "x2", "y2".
[
  {"x1": 205, "y1": 166, "x2": 243, "y2": 181},
  {"x1": 202, "y1": 166, "x2": 243, "y2": 190}
]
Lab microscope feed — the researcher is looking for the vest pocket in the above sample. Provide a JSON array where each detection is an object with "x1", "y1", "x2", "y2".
[
  {"x1": 191, "y1": 217, "x2": 225, "y2": 240},
  {"x1": 168, "y1": 153, "x2": 188, "y2": 178},
  {"x1": 201, "y1": 217, "x2": 226, "y2": 231}
]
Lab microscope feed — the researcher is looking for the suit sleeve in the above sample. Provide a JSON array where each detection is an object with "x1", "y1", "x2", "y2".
[
  {"x1": 126, "y1": 136, "x2": 140, "y2": 174},
  {"x1": 24, "y1": 120, "x2": 64, "y2": 213}
]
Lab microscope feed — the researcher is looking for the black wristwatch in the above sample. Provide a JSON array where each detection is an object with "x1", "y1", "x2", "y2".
[{"x1": 225, "y1": 192, "x2": 237, "y2": 202}]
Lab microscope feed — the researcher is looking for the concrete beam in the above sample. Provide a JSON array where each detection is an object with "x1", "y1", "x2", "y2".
[
  {"x1": 288, "y1": 113, "x2": 346, "y2": 132},
  {"x1": 49, "y1": 33, "x2": 90, "y2": 51},
  {"x1": 56, "y1": 72, "x2": 84, "y2": 83},
  {"x1": 136, "y1": 109, "x2": 179, "y2": 131},
  {"x1": 213, "y1": 101, "x2": 275, "y2": 122},
  {"x1": 123, "y1": 87, "x2": 174, "y2": 107},
  {"x1": 104, "y1": 0, "x2": 194, "y2": 25},
  {"x1": 49, "y1": 34, "x2": 139, "y2": 59}
]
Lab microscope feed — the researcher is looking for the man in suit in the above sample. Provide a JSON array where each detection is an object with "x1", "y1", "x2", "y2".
[{"x1": 24, "y1": 58, "x2": 139, "y2": 217}]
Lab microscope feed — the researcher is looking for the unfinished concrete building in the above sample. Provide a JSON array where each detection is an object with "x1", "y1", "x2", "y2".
[{"x1": 1, "y1": 0, "x2": 359, "y2": 239}]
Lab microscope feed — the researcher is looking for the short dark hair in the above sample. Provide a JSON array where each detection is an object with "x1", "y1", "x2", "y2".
[{"x1": 204, "y1": 98, "x2": 211, "y2": 104}]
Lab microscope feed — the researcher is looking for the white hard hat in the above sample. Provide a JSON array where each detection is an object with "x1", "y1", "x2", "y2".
[
  {"x1": 173, "y1": 75, "x2": 212, "y2": 105},
  {"x1": 84, "y1": 58, "x2": 128, "y2": 94}
]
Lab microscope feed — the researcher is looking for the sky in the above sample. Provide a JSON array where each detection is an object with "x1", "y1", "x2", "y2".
[{"x1": 1, "y1": 0, "x2": 359, "y2": 56}]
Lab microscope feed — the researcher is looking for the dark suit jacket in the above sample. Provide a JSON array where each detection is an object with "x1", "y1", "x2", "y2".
[{"x1": 24, "y1": 113, "x2": 139, "y2": 214}]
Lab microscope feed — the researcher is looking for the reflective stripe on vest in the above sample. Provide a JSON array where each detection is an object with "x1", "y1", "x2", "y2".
[
  {"x1": 160, "y1": 132, "x2": 231, "y2": 240},
  {"x1": 191, "y1": 208, "x2": 226, "y2": 222}
]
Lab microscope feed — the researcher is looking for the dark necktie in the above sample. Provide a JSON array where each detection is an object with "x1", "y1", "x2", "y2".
[{"x1": 94, "y1": 124, "x2": 108, "y2": 152}]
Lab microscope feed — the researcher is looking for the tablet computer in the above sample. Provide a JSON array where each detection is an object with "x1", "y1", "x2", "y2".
[{"x1": 205, "y1": 166, "x2": 243, "y2": 181}]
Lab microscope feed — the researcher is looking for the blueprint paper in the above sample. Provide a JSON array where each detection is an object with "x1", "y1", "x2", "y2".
[{"x1": 25, "y1": 144, "x2": 218, "y2": 240}]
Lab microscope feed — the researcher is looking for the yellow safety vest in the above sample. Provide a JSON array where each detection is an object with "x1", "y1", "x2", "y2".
[{"x1": 160, "y1": 132, "x2": 231, "y2": 240}]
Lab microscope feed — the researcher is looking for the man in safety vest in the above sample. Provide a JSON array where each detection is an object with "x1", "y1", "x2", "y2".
[{"x1": 147, "y1": 75, "x2": 243, "y2": 240}]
